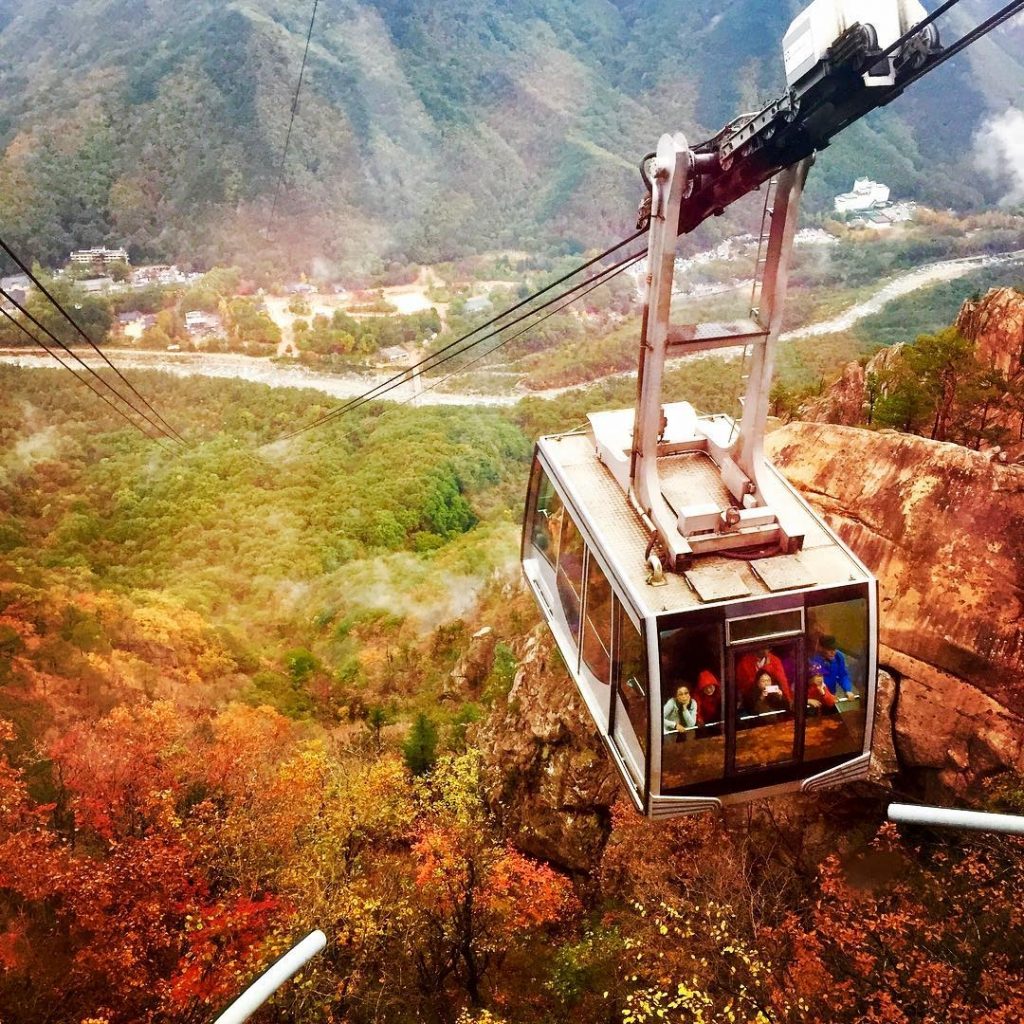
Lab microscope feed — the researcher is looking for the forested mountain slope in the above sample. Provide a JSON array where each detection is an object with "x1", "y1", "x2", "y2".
[{"x1": 0, "y1": 0, "x2": 1020, "y2": 272}]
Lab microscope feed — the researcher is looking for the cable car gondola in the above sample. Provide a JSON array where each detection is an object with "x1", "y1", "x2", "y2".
[{"x1": 521, "y1": 139, "x2": 878, "y2": 819}]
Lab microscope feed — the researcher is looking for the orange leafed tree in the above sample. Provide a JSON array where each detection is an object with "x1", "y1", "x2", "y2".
[{"x1": 408, "y1": 753, "x2": 579, "y2": 1010}]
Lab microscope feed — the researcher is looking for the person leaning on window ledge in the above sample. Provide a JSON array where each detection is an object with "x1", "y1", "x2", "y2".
[{"x1": 663, "y1": 684, "x2": 698, "y2": 740}]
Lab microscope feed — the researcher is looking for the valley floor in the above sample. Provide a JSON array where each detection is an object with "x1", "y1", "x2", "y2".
[{"x1": 4, "y1": 248, "x2": 1021, "y2": 408}]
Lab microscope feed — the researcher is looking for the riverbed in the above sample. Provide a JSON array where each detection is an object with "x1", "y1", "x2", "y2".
[{"x1": 3, "y1": 248, "x2": 1022, "y2": 407}]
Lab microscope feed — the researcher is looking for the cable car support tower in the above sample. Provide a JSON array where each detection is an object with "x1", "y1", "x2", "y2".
[{"x1": 614, "y1": 139, "x2": 812, "y2": 578}]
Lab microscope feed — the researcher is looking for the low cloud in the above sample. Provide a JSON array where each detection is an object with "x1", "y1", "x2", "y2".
[{"x1": 973, "y1": 108, "x2": 1024, "y2": 205}]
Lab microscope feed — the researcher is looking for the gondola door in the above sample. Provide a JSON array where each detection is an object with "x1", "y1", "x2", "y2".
[
  {"x1": 724, "y1": 608, "x2": 806, "y2": 778},
  {"x1": 611, "y1": 603, "x2": 648, "y2": 793}
]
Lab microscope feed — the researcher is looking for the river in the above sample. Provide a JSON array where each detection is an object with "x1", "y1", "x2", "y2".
[{"x1": 2, "y1": 248, "x2": 1022, "y2": 407}]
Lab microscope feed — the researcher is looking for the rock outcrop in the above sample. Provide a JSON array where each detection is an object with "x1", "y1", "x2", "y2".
[
  {"x1": 956, "y1": 286, "x2": 1024, "y2": 376},
  {"x1": 444, "y1": 626, "x2": 497, "y2": 699},
  {"x1": 474, "y1": 629, "x2": 620, "y2": 872},
  {"x1": 768, "y1": 422, "x2": 1024, "y2": 793},
  {"x1": 801, "y1": 288, "x2": 1024, "y2": 453},
  {"x1": 799, "y1": 345, "x2": 905, "y2": 426}
]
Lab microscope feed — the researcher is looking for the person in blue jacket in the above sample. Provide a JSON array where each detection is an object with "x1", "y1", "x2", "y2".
[{"x1": 809, "y1": 635, "x2": 854, "y2": 697}]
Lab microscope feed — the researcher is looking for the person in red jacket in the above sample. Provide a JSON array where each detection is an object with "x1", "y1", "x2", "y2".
[
  {"x1": 735, "y1": 646, "x2": 791, "y2": 705},
  {"x1": 694, "y1": 670, "x2": 721, "y2": 725},
  {"x1": 806, "y1": 668, "x2": 837, "y2": 712}
]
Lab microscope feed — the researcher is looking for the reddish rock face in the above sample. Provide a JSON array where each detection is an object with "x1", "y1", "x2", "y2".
[
  {"x1": 474, "y1": 630, "x2": 620, "y2": 872},
  {"x1": 799, "y1": 345, "x2": 906, "y2": 427},
  {"x1": 768, "y1": 422, "x2": 1024, "y2": 791},
  {"x1": 799, "y1": 360, "x2": 867, "y2": 426},
  {"x1": 956, "y1": 286, "x2": 1024, "y2": 377}
]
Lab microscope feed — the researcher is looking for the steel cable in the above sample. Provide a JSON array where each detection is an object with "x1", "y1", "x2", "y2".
[
  {"x1": 0, "y1": 305, "x2": 175, "y2": 451},
  {"x1": 300, "y1": 250, "x2": 646, "y2": 456},
  {"x1": 265, "y1": 0, "x2": 320, "y2": 240},
  {"x1": 896, "y1": 0, "x2": 1024, "y2": 91},
  {"x1": 0, "y1": 235, "x2": 187, "y2": 445},
  {"x1": 270, "y1": 228, "x2": 649, "y2": 442},
  {"x1": 0, "y1": 286, "x2": 180, "y2": 446}
]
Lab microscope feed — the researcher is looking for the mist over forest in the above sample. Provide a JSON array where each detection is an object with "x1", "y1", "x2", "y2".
[{"x1": 1, "y1": 2, "x2": 1024, "y2": 1023}]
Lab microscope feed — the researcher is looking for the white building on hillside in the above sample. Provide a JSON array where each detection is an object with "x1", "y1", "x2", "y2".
[
  {"x1": 834, "y1": 178, "x2": 891, "y2": 214},
  {"x1": 70, "y1": 246, "x2": 129, "y2": 266}
]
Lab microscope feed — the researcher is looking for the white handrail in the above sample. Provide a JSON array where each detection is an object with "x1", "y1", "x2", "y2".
[
  {"x1": 213, "y1": 929, "x2": 327, "y2": 1024},
  {"x1": 888, "y1": 803, "x2": 1024, "y2": 835}
]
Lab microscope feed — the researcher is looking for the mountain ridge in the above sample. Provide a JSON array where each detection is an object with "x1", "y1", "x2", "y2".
[{"x1": 0, "y1": 0, "x2": 1020, "y2": 273}]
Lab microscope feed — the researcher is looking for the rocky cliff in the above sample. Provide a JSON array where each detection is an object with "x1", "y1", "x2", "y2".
[
  {"x1": 767, "y1": 423, "x2": 1024, "y2": 794},
  {"x1": 474, "y1": 631, "x2": 619, "y2": 873},
  {"x1": 799, "y1": 344, "x2": 906, "y2": 427},
  {"x1": 800, "y1": 287, "x2": 1024, "y2": 457},
  {"x1": 956, "y1": 286, "x2": 1024, "y2": 376}
]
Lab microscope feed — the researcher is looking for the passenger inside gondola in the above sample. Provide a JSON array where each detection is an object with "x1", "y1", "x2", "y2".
[
  {"x1": 732, "y1": 640, "x2": 799, "y2": 770},
  {"x1": 663, "y1": 684, "x2": 698, "y2": 740},
  {"x1": 810, "y1": 634, "x2": 855, "y2": 699},
  {"x1": 659, "y1": 623, "x2": 727, "y2": 789},
  {"x1": 736, "y1": 645, "x2": 792, "y2": 705},
  {"x1": 806, "y1": 667, "x2": 837, "y2": 712},
  {"x1": 744, "y1": 669, "x2": 790, "y2": 716},
  {"x1": 803, "y1": 599, "x2": 869, "y2": 761},
  {"x1": 694, "y1": 670, "x2": 721, "y2": 725}
]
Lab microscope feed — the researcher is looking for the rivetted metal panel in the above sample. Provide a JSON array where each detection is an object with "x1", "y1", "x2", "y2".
[
  {"x1": 540, "y1": 428, "x2": 869, "y2": 620},
  {"x1": 660, "y1": 451, "x2": 733, "y2": 515},
  {"x1": 684, "y1": 564, "x2": 752, "y2": 602},
  {"x1": 750, "y1": 553, "x2": 818, "y2": 591}
]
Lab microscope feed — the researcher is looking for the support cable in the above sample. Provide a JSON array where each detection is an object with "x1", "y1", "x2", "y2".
[
  {"x1": 430, "y1": 251, "x2": 647, "y2": 392},
  {"x1": 265, "y1": 0, "x2": 320, "y2": 240},
  {"x1": 0, "y1": 305, "x2": 174, "y2": 451},
  {"x1": 328, "y1": 252, "x2": 646, "y2": 416},
  {"x1": 877, "y1": 0, "x2": 964, "y2": 60},
  {"x1": 304, "y1": 250, "x2": 646, "y2": 455},
  {"x1": 896, "y1": 0, "x2": 1024, "y2": 92},
  {"x1": 276, "y1": 242, "x2": 647, "y2": 443},
  {"x1": 271, "y1": 228, "x2": 649, "y2": 442},
  {"x1": 0, "y1": 235, "x2": 187, "y2": 446},
  {"x1": 0, "y1": 286, "x2": 179, "y2": 447}
]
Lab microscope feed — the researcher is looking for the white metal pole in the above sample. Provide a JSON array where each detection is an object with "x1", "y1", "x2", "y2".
[
  {"x1": 888, "y1": 803, "x2": 1024, "y2": 835},
  {"x1": 212, "y1": 929, "x2": 327, "y2": 1024}
]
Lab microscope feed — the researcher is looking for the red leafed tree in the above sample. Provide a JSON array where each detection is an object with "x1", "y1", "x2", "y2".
[
  {"x1": 0, "y1": 719, "x2": 69, "y2": 1019},
  {"x1": 768, "y1": 822, "x2": 1024, "y2": 1024},
  {"x1": 409, "y1": 757, "x2": 585, "y2": 1011},
  {"x1": 0, "y1": 705, "x2": 291, "y2": 1023}
]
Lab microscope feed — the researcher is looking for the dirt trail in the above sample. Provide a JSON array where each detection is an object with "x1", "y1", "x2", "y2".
[{"x1": 781, "y1": 249, "x2": 1024, "y2": 340}]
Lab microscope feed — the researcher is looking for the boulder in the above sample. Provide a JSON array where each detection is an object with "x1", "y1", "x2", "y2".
[{"x1": 445, "y1": 625, "x2": 497, "y2": 698}]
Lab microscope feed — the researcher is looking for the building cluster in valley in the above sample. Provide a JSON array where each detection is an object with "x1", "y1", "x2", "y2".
[{"x1": 833, "y1": 178, "x2": 917, "y2": 230}]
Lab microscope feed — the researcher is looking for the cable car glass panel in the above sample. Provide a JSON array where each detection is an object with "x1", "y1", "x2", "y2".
[
  {"x1": 732, "y1": 639, "x2": 802, "y2": 772},
  {"x1": 804, "y1": 596, "x2": 869, "y2": 762},
  {"x1": 613, "y1": 605, "x2": 647, "y2": 787},
  {"x1": 660, "y1": 622, "x2": 725, "y2": 791},
  {"x1": 529, "y1": 464, "x2": 563, "y2": 569},
  {"x1": 556, "y1": 513, "x2": 585, "y2": 646},
  {"x1": 581, "y1": 554, "x2": 613, "y2": 683},
  {"x1": 728, "y1": 608, "x2": 803, "y2": 645}
]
